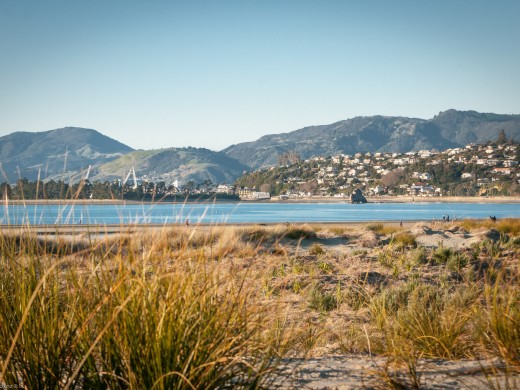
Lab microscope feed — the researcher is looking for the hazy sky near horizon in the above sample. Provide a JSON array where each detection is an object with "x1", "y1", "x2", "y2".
[{"x1": 1, "y1": 1, "x2": 519, "y2": 151}]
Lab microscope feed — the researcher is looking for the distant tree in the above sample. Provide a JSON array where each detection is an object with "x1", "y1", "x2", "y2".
[
  {"x1": 277, "y1": 153, "x2": 289, "y2": 166},
  {"x1": 198, "y1": 180, "x2": 213, "y2": 193},
  {"x1": 278, "y1": 151, "x2": 301, "y2": 166},
  {"x1": 13, "y1": 178, "x2": 39, "y2": 200},
  {"x1": 0, "y1": 182, "x2": 11, "y2": 199},
  {"x1": 380, "y1": 168, "x2": 405, "y2": 187},
  {"x1": 287, "y1": 151, "x2": 301, "y2": 164},
  {"x1": 155, "y1": 181, "x2": 167, "y2": 196},
  {"x1": 43, "y1": 180, "x2": 65, "y2": 199},
  {"x1": 259, "y1": 183, "x2": 271, "y2": 193},
  {"x1": 91, "y1": 181, "x2": 111, "y2": 199},
  {"x1": 497, "y1": 129, "x2": 507, "y2": 144},
  {"x1": 183, "y1": 181, "x2": 196, "y2": 193},
  {"x1": 299, "y1": 179, "x2": 318, "y2": 195}
]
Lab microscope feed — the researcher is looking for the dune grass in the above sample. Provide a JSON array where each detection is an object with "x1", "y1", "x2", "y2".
[
  {"x1": 1, "y1": 219, "x2": 519, "y2": 387},
  {"x1": 0, "y1": 228, "x2": 285, "y2": 388}
]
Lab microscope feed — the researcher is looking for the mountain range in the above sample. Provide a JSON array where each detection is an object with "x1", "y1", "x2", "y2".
[
  {"x1": 224, "y1": 110, "x2": 520, "y2": 168},
  {"x1": 1, "y1": 110, "x2": 519, "y2": 184},
  {"x1": 0, "y1": 127, "x2": 132, "y2": 182}
]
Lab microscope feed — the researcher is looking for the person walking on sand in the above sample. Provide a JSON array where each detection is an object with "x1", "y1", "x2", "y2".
[{"x1": 185, "y1": 218, "x2": 189, "y2": 227}]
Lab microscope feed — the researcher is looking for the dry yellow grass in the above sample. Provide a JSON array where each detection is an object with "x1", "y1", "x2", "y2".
[{"x1": 1, "y1": 220, "x2": 519, "y2": 387}]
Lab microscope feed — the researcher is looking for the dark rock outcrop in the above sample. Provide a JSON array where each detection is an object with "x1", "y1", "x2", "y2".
[{"x1": 351, "y1": 189, "x2": 367, "y2": 204}]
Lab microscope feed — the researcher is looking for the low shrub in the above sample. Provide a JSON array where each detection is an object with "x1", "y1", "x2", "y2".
[
  {"x1": 391, "y1": 232, "x2": 417, "y2": 249},
  {"x1": 309, "y1": 243, "x2": 325, "y2": 256},
  {"x1": 308, "y1": 285, "x2": 337, "y2": 312},
  {"x1": 283, "y1": 226, "x2": 317, "y2": 240}
]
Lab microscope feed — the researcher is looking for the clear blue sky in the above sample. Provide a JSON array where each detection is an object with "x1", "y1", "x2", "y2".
[{"x1": 1, "y1": 0, "x2": 519, "y2": 151}]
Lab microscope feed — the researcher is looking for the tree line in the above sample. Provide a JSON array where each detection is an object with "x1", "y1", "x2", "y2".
[{"x1": 0, "y1": 179, "x2": 238, "y2": 201}]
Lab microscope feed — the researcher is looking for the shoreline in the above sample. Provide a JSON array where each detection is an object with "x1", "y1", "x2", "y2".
[
  {"x1": 3, "y1": 195, "x2": 520, "y2": 205},
  {"x1": 269, "y1": 195, "x2": 520, "y2": 203}
]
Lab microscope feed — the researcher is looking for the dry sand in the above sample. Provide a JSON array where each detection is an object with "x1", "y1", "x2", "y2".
[{"x1": 272, "y1": 355, "x2": 518, "y2": 389}]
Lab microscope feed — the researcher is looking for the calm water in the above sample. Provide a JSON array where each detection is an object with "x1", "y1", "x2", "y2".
[{"x1": 1, "y1": 202, "x2": 519, "y2": 225}]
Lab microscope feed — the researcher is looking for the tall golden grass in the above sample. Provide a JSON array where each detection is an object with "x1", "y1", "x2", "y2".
[
  {"x1": 0, "y1": 227, "x2": 288, "y2": 388},
  {"x1": 1, "y1": 218, "x2": 519, "y2": 387}
]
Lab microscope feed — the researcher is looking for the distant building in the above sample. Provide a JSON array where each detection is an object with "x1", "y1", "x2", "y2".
[
  {"x1": 216, "y1": 184, "x2": 235, "y2": 194},
  {"x1": 250, "y1": 192, "x2": 270, "y2": 200}
]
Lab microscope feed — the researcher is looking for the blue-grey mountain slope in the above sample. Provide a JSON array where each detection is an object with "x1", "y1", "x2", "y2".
[
  {"x1": 0, "y1": 127, "x2": 134, "y2": 182},
  {"x1": 223, "y1": 110, "x2": 520, "y2": 169}
]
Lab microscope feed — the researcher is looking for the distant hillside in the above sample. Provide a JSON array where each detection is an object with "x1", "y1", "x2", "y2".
[
  {"x1": 223, "y1": 110, "x2": 520, "y2": 169},
  {"x1": 0, "y1": 127, "x2": 133, "y2": 182},
  {"x1": 3, "y1": 109, "x2": 519, "y2": 185},
  {"x1": 90, "y1": 147, "x2": 249, "y2": 185}
]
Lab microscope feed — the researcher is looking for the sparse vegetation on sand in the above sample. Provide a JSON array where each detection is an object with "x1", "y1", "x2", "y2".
[{"x1": 1, "y1": 219, "x2": 520, "y2": 388}]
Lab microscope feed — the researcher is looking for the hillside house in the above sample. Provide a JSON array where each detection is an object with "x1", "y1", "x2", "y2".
[
  {"x1": 409, "y1": 184, "x2": 436, "y2": 196},
  {"x1": 237, "y1": 187, "x2": 254, "y2": 197},
  {"x1": 504, "y1": 160, "x2": 519, "y2": 167},
  {"x1": 216, "y1": 184, "x2": 235, "y2": 194},
  {"x1": 250, "y1": 191, "x2": 270, "y2": 200},
  {"x1": 418, "y1": 150, "x2": 434, "y2": 158},
  {"x1": 370, "y1": 185, "x2": 385, "y2": 195},
  {"x1": 492, "y1": 167, "x2": 512, "y2": 175}
]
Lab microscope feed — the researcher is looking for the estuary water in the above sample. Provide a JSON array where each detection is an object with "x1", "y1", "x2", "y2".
[{"x1": 1, "y1": 202, "x2": 520, "y2": 225}]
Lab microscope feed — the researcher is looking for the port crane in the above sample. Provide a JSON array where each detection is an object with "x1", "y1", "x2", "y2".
[{"x1": 122, "y1": 166, "x2": 138, "y2": 190}]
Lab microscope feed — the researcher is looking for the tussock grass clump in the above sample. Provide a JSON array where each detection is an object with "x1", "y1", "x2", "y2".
[
  {"x1": 366, "y1": 223, "x2": 400, "y2": 235},
  {"x1": 0, "y1": 229, "x2": 282, "y2": 388},
  {"x1": 408, "y1": 247, "x2": 427, "y2": 265},
  {"x1": 239, "y1": 226, "x2": 271, "y2": 244},
  {"x1": 388, "y1": 288, "x2": 475, "y2": 359},
  {"x1": 432, "y1": 246, "x2": 453, "y2": 264},
  {"x1": 446, "y1": 251, "x2": 468, "y2": 272},
  {"x1": 87, "y1": 266, "x2": 272, "y2": 389},
  {"x1": 366, "y1": 223, "x2": 384, "y2": 232},
  {"x1": 329, "y1": 226, "x2": 347, "y2": 236},
  {"x1": 0, "y1": 255, "x2": 82, "y2": 388},
  {"x1": 0, "y1": 232, "x2": 89, "y2": 258},
  {"x1": 378, "y1": 249, "x2": 400, "y2": 268},
  {"x1": 343, "y1": 284, "x2": 372, "y2": 310},
  {"x1": 371, "y1": 282, "x2": 478, "y2": 359},
  {"x1": 309, "y1": 243, "x2": 325, "y2": 256},
  {"x1": 459, "y1": 218, "x2": 520, "y2": 236},
  {"x1": 308, "y1": 284, "x2": 337, "y2": 312},
  {"x1": 359, "y1": 231, "x2": 380, "y2": 248},
  {"x1": 281, "y1": 225, "x2": 317, "y2": 240},
  {"x1": 391, "y1": 232, "x2": 417, "y2": 249},
  {"x1": 482, "y1": 276, "x2": 520, "y2": 368}
]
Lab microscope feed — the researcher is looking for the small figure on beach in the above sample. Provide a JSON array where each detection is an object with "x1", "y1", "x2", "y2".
[
  {"x1": 185, "y1": 218, "x2": 189, "y2": 227},
  {"x1": 442, "y1": 215, "x2": 446, "y2": 222},
  {"x1": 446, "y1": 215, "x2": 450, "y2": 222},
  {"x1": 400, "y1": 220, "x2": 403, "y2": 227},
  {"x1": 490, "y1": 216, "x2": 497, "y2": 222}
]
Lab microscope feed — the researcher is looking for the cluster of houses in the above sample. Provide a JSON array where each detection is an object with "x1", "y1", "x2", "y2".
[
  {"x1": 126, "y1": 143, "x2": 518, "y2": 199},
  {"x1": 235, "y1": 143, "x2": 519, "y2": 199}
]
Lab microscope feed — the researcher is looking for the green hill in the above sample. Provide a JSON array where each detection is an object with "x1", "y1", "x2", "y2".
[
  {"x1": 91, "y1": 147, "x2": 248, "y2": 185},
  {"x1": 223, "y1": 110, "x2": 520, "y2": 169}
]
